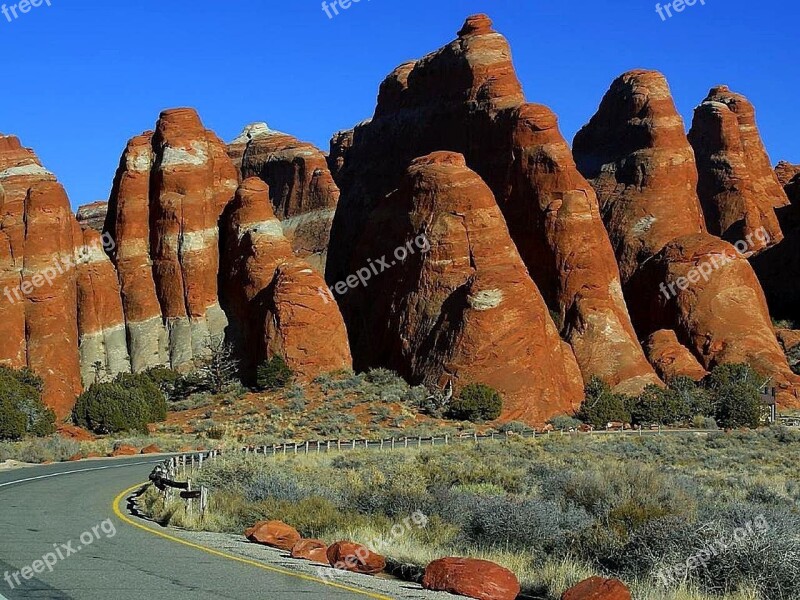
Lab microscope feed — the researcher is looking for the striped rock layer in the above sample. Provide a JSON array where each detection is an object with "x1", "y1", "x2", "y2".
[
  {"x1": 107, "y1": 108, "x2": 239, "y2": 372},
  {"x1": 228, "y1": 123, "x2": 339, "y2": 275},
  {"x1": 0, "y1": 136, "x2": 132, "y2": 417},
  {"x1": 327, "y1": 13, "x2": 658, "y2": 405}
]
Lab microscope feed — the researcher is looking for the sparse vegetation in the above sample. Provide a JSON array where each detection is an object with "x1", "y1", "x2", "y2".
[{"x1": 143, "y1": 429, "x2": 800, "y2": 600}]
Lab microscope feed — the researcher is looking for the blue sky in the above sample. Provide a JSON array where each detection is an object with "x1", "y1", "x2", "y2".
[{"x1": 1, "y1": 0, "x2": 797, "y2": 208}]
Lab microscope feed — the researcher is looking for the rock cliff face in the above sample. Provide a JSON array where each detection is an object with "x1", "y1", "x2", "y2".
[
  {"x1": 220, "y1": 177, "x2": 351, "y2": 381},
  {"x1": 644, "y1": 330, "x2": 708, "y2": 382},
  {"x1": 574, "y1": 71, "x2": 798, "y2": 406},
  {"x1": 106, "y1": 109, "x2": 239, "y2": 371},
  {"x1": 74, "y1": 225, "x2": 131, "y2": 388},
  {"x1": 573, "y1": 70, "x2": 706, "y2": 283},
  {"x1": 75, "y1": 201, "x2": 108, "y2": 233},
  {"x1": 327, "y1": 14, "x2": 657, "y2": 399},
  {"x1": 750, "y1": 162, "x2": 800, "y2": 323},
  {"x1": 689, "y1": 88, "x2": 784, "y2": 250},
  {"x1": 105, "y1": 132, "x2": 169, "y2": 372},
  {"x1": 344, "y1": 152, "x2": 583, "y2": 423},
  {"x1": 228, "y1": 123, "x2": 339, "y2": 274}
]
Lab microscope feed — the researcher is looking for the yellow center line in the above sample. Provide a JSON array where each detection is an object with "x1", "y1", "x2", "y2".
[{"x1": 112, "y1": 483, "x2": 394, "y2": 600}]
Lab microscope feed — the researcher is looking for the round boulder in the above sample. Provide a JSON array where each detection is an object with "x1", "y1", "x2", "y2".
[{"x1": 422, "y1": 557, "x2": 520, "y2": 600}]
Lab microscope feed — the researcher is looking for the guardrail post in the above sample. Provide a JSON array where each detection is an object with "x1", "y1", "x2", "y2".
[
  {"x1": 445, "y1": 434, "x2": 449, "y2": 445},
  {"x1": 352, "y1": 440, "x2": 356, "y2": 450},
  {"x1": 473, "y1": 432, "x2": 478, "y2": 443},
  {"x1": 327, "y1": 440, "x2": 331, "y2": 452},
  {"x1": 391, "y1": 438, "x2": 395, "y2": 450},
  {"x1": 417, "y1": 437, "x2": 422, "y2": 448},
  {"x1": 186, "y1": 478, "x2": 193, "y2": 517},
  {"x1": 404, "y1": 438, "x2": 408, "y2": 448},
  {"x1": 380, "y1": 439, "x2": 384, "y2": 450},
  {"x1": 198, "y1": 453, "x2": 203, "y2": 470},
  {"x1": 200, "y1": 486, "x2": 208, "y2": 518},
  {"x1": 337, "y1": 440, "x2": 341, "y2": 451}
]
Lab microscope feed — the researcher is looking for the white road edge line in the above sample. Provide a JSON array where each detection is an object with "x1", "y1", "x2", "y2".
[{"x1": 0, "y1": 460, "x2": 162, "y2": 490}]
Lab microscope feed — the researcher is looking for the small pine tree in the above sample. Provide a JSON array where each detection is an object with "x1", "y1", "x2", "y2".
[
  {"x1": 706, "y1": 364, "x2": 764, "y2": 428},
  {"x1": 256, "y1": 355, "x2": 293, "y2": 391},
  {"x1": 576, "y1": 377, "x2": 631, "y2": 429},
  {"x1": 447, "y1": 384, "x2": 503, "y2": 422}
]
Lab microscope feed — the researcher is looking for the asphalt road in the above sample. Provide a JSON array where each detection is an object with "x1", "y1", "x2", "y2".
[{"x1": 0, "y1": 457, "x2": 392, "y2": 600}]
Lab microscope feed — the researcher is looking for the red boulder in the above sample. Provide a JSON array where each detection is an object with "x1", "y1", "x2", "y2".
[
  {"x1": 244, "y1": 521, "x2": 301, "y2": 552},
  {"x1": 326, "y1": 541, "x2": 386, "y2": 575},
  {"x1": 290, "y1": 539, "x2": 329, "y2": 564},
  {"x1": 422, "y1": 557, "x2": 520, "y2": 600},
  {"x1": 562, "y1": 577, "x2": 631, "y2": 600}
]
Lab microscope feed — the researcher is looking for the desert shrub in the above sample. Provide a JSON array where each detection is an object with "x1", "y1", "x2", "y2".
[
  {"x1": 142, "y1": 367, "x2": 182, "y2": 398},
  {"x1": 0, "y1": 366, "x2": 55, "y2": 440},
  {"x1": 706, "y1": 364, "x2": 764, "y2": 428},
  {"x1": 548, "y1": 415, "x2": 582, "y2": 431},
  {"x1": 576, "y1": 378, "x2": 630, "y2": 428},
  {"x1": 499, "y1": 421, "x2": 535, "y2": 435},
  {"x1": 447, "y1": 384, "x2": 502, "y2": 422},
  {"x1": 72, "y1": 372, "x2": 166, "y2": 434},
  {"x1": 256, "y1": 355, "x2": 293, "y2": 391}
]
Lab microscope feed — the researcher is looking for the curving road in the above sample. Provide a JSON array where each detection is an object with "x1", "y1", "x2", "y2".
[{"x1": 0, "y1": 458, "x2": 393, "y2": 600}]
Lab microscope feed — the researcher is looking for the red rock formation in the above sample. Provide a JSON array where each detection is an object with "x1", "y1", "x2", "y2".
[
  {"x1": 290, "y1": 539, "x2": 329, "y2": 564},
  {"x1": 244, "y1": 521, "x2": 301, "y2": 551},
  {"x1": 689, "y1": 89, "x2": 783, "y2": 250},
  {"x1": 326, "y1": 542, "x2": 386, "y2": 575},
  {"x1": 644, "y1": 330, "x2": 708, "y2": 382},
  {"x1": 702, "y1": 87, "x2": 789, "y2": 210},
  {"x1": 506, "y1": 103, "x2": 661, "y2": 395},
  {"x1": 422, "y1": 558, "x2": 520, "y2": 600},
  {"x1": 0, "y1": 135, "x2": 56, "y2": 370},
  {"x1": 562, "y1": 577, "x2": 632, "y2": 600},
  {"x1": 22, "y1": 181, "x2": 82, "y2": 419},
  {"x1": 328, "y1": 15, "x2": 655, "y2": 397},
  {"x1": 574, "y1": 71, "x2": 798, "y2": 406},
  {"x1": 149, "y1": 108, "x2": 237, "y2": 369},
  {"x1": 106, "y1": 109, "x2": 239, "y2": 371},
  {"x1": 74, "y1": 225, "x2": 131, "y2": 387},
  {"x1": 573, "y1": 70, "x2": 706, "y2": 283},
  {"x1": 643, "y1": 233, "x2": 798, "y2": 405},
  {"x1": 775, "y1": 161, "x2": 800, "y2": 188},
  {"x1": 263, "y1": 262, "x2": 352, "y2": 382},
  {"x1": 344, "y1": 152, "x2": 583, "y2": 424},
  {"x1": 106, "y1": 132, "x2": 169, "y2": 372},
  {"x1": 220, "y1": 178, "x2": 351, "y2": 381},
  {"x1": 228, "y1": 123, "x2": 339, "y2": 274},
  {"x1": 75, "y1": 201, "x2": 108, "y2": 233}
]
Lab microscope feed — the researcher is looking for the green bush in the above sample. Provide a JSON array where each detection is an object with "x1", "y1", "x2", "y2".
[
  {"x1": 256, "y1": 355, "x2": 293, "y2": 391},
  {"x1": 548, "y1": 415, "x2": 582, "y2": 431},
  {"x1": 706, "y1": 364, "x2": 764, "y2": 428},
  {"x1": 626, "y1": 385, "x2": 689, "y2": 426},
  {"x1": 72, "y1": 372, "x2": 167, "y2": 434},
  {"x1": 576, "y1": 377, "x2": 630, "y2": 429},
  {"x1": 447, "y1": 384, "x2": 502, "y2": 422},
  {"x1": 142, "y1": 367, "x2": 182, "y2": 399},
  {"x1": 0, "y1": 366, "x2": 54, "y2": 440}
]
